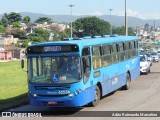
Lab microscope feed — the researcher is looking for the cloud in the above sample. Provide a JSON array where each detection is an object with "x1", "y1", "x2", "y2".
[
  {"x1": 73, "y1": 9, "x2": 160, "y2": 19},
  {"x1": 127, "y1": 9, "x2": 139, "y2": 17},
  {"x1": 91, "y1": 11, "x2": 103, "y2": 16},
  {"x1": 114, "y1": 9, "x2": 160, "y2": 20},
  {"x1": 139, "y1": 12, "x2": 160, "y2": 19},
  {"x1": 73, "y1": 11, "x2": 103, "y2": 16},
  {"x1": 113, "y1": 9, "x2": 140, "y2": 17}
]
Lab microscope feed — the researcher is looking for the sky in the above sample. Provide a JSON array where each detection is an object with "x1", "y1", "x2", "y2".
[{"x1": 0, "y1": 0, "x2": 160, "y2": 19}]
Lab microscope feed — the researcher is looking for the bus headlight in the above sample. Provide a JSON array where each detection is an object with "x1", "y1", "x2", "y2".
[
  {"x1": 68, "y1": 93, "x2": 74, "y2": 98},
  {"x1": 33, "y1": 94, "x2": 37, "y2": 97},
  {"x1": 30, "y1": 91, "x2": 38, "y2": 97},
  {"x1": 68, "y1": 88, "x2": 82, "y2": 98}
]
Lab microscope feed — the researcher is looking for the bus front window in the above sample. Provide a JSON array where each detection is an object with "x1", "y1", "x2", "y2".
[{"x1": 28, "y1": 56, "x2": 81, "y2": 84}]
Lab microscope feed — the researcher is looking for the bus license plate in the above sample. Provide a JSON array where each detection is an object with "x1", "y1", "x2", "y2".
[{"x1": 48, "y1": 101, "x2": 57, "y2": 105}]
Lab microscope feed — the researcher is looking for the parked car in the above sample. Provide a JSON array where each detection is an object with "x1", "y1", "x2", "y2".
[
  {"x1": 145, "y1": 53, "x2": 153, "y2": 66},
  {"x1": 158, "y1": 51, "x2": 160, "y2": 58},
  {"x1": 140, "y1": 55, "x2": 151, "y2": 75},
  {"x1": 151, "y1": 52, "x2": 159, "y2": 62}
]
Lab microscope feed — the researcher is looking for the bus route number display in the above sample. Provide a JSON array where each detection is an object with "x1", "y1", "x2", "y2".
[
  {"x1": 44, "y1": 46, "x2": 61, "y2": 52},
  {"x1": 27, "y1": 45, "x2": 79, "y2": 54}
]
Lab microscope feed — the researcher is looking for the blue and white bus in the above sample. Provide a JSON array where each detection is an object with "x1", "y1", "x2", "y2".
[{"x1": 22, "y1": 35, "x2": 140, "y2": 107}]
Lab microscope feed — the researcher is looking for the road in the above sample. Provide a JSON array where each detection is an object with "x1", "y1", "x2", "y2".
[{"x1": 4, "y1": 62, "x2": 160, "y2": 120}]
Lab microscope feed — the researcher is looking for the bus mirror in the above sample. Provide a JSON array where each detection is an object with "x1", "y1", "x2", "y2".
[
  {"x1": 21, "y1": 59, "x2": 27, "y2": 72},
  {"x1": 21, "y1": 59, "x2": 24, "y2": 69}
]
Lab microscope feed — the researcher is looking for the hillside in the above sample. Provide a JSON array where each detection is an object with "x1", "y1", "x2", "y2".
[{"x1": 0, "y1": 12, "x2": 160, "y2": 27}]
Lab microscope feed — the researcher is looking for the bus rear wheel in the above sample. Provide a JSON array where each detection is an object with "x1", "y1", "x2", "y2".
[
  {"x1": 89, "y1": 86, "x2": 101, "y2": 107},
  {"x1": 122, "y1": 73, "x2": 130, "y2": 90}
]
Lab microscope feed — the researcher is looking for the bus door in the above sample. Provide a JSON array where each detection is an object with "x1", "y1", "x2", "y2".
[
  {"x1": 110, "y1": 43, "x2": 119, "y2": 91},
  {"x1": 101, "y1": 44, "x2": 113, "y2": 95},
  {"x1": 92, "y1": 45, "x2": 103, "y2": 82},
  {"x1": 82, "y1": 47, "x2": 95, "y2": 103},
  {"x1": 117, "y1": 43, "x2": 127, "y2": 87}
]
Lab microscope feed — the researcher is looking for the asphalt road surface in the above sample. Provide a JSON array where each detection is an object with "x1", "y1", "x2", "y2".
[{"x1": 4, "y1": 61, "x2": 160, "y2": 120}]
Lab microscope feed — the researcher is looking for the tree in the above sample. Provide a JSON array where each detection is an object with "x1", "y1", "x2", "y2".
[
  {"x1": 12, "y1": 22, "x2": 21, "y2": 28},
  {"x1": 1, "y1": 13, "x2": 9, "y2": 27},
  {"x1": 112, "y1": 26, "x2": 135, "y2": 36},
  {"x1": 128, "y1": 27, "x2": 136, "y2": 36},
  {"x1": 73, "y1": 16, "x2": 110, "y2": 37},
  {"x1": 28, "y1": 28, "x2": 50, "y2": 43},
  {"x1": 28, "y1": 33, "x2": 44, "y2": 43},
  {"x1": 56, "y1": 29, "x2": 70, "y2": 41},
  {"x1": 11, "y1": 29, "x2": 27, "y2": 39},
  {"x1": 34, "y1": 17, "x2": 53, "y2": 24},
  {"x1": 23, "y1": 16, "x2": 31, "y2": 24},
  {"x1": 22, "y1": 41, "x2": 30, "y2": 48},
  {"x1": 112, "y1": 26, "x2": 125, "y2": 35},
  {"x1": 0, "y1": 12, "x2": 22, "y2": 27},
  {"x1": 5, "y1": 12, "x2": 22, "y2": 24},
  {"x1": 0, "y1": 25, "x2": 6, "y2": 33}
]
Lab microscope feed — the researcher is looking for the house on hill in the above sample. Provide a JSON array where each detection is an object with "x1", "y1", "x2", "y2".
[{"x1": 0, "y1": 50, "x2": 12, "y2": 61}]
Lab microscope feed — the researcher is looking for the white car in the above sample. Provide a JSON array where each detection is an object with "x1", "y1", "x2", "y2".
[
  {"x1": 158, "y1": 51, "x2": 160, "y2": 58},
  {"x1": 145, "y1": 53, "x2": 153, "y2": 66},
  {"x1": 140, "y1": 55, "x2": 150, "y2": 75},
  {"x1": 151, "y1": 52, "x2": 159, "y2": 62}
]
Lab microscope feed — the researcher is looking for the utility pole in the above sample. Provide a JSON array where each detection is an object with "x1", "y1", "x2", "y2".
[
  {"x1": 69, "y1": 4, "x2": 74, "y2": 38},
  {"x1": 109, "y1": 9, "x2": 113, "y2": 35},
  {"x1": 125, "y1": 0, "x2": 128, "y2": 36}
]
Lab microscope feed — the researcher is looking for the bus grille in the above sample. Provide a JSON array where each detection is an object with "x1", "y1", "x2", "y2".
[
  {"x1": 37, "y1": 94, "x2": 68, "y2": 97},
  {"x1": 34, "y1": 86, "x2": 70, "y2": 90}
]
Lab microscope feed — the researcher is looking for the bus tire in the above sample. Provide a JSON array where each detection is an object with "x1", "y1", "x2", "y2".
[
  {"x1": 89, "y1": 86, "x2": 101, "y2": 107},
  {"x1": 149, "y1": 69, "x2": 150, "y2": 73},
  {"x1": 122, "y1": 73, "x2": 130, "y2": 90}
]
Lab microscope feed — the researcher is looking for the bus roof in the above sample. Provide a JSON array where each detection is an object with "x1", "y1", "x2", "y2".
[{"x1": 30, "y1": 36, "x2": 137, "y2": 48}]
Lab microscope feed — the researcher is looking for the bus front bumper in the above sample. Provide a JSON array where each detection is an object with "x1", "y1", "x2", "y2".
[{"x1": 28, "y1": 86, "x2": 95, "y2": 107}]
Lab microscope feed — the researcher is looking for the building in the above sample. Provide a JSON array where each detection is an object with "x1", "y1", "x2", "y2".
[
  {"x1": 0, "y1": 51, "x2": 12, "y2": 61},
  {"x1": 12, "y1": 48, "x2": 26, "y2": 59},
  {"x1": 0, "y1": 35, "x2": 24, "y2": 60},
  {"x1": 0, "y1": 35, "x2": 19, "y2": 49}
]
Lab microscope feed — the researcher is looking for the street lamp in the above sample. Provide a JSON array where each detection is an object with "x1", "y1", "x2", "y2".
[
  {"x1": 69, "y1": 4, "x2": 74, "y2": 38},
  {"x1": 125, "y1": 0, "x2": 128, "y2": 36},
  {"x1": 109, "y1": 9, "x2": 113, "y2": 35}
]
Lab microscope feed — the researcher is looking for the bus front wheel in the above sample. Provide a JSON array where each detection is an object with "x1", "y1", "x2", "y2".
[{"x1": 89, "y1": 86, "x2": 101, "y2": 107}]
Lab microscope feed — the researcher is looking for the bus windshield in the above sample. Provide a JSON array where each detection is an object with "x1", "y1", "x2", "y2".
[{"x1": 28, "y1": 56, "x2": 81, "y2": 84}]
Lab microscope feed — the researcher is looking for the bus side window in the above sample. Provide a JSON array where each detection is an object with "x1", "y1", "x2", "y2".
[
  {"x1": 102, "y1": 44, "x2": 112, "y2": 66},
  {"x1": 118, "y1": 43, "x2": 125, "y2": 61},
  {"x1": 134, "y1": 40, "x2": 138, "y2": 56},
  {"x1": 82, "y1": 47, "x2": 91, "y2": 84},
  {"x1": 111, "y1": 43, "x2": 118, "y2": 64},
  {"x1": 92, "y1": 46, "x2": 102, "y2": 69},
  {"x1": 125, "y1": 42, "x2": 130, "y2": 60},
  {"x1": 130, "y1": 41, "x2": 135, "y2": 57}
]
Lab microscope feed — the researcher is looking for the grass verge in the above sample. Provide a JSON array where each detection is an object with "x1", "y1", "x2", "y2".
[
  {"x1": 0, "y1": 60, "x2": 28, "y2": 110},
  {"x1": 0, "y1": 93, "x2": 28, "y2": 111}
]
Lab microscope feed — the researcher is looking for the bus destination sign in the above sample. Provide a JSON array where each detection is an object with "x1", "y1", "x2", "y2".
[
  {"x1": 44, "y1": 46, "x2": 61, "y2": 52},
  {"x1": 27, "y1": 45, "x2": 79, "y2": 54}
]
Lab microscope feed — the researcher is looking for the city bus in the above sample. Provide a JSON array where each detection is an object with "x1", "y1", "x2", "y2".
[{"x1": 22, "y1": 35, "x2": 140, "y2": 107}]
